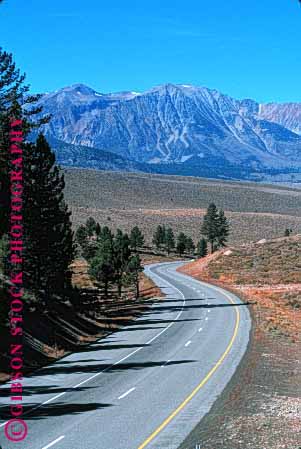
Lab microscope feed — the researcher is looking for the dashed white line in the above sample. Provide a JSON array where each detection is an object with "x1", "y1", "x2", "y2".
[
  {"x1": 198, "y1": 327, "x2": 203, "y2": 332},
  {"x1": 161, "y1": 359, "x2": 170, "y2": 367},
  {"x1": 118, "y1": 387, "x2": 136, "y2": 400},
  {"x1": 41, "y1": 435, "x2": 65, "y2": 449},
  {"x1": 0, "y1": 267, "x2": 187, "y2": 426},
  {"x1": 208, "y1": 309, "x2": 211, "y2": 313},
  {"x1": 185, "y1": 340, "x2": 192, "y2": 347},
  {"x1": 205, "y1": 317, "x2": 209, "y2": 321}
]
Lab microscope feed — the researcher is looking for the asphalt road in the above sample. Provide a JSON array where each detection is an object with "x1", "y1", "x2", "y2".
[{"x1": 0, "y1": 261, "x2": 251, "y2": 449}]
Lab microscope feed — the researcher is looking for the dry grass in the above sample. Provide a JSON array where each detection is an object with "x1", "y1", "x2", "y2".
[
  {"x1": 178, "y1": 235, "x2": 301, "y2": 449},
  {"x1": 180, "y1": 235, "x2": 301, "y2": 339},
  {"x1": 63, "y1": 170, "x2": 301, "y2": 245}
]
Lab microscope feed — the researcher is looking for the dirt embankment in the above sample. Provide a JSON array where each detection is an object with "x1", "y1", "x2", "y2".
[{"x1": 178, "y1": 235, "x2": 301, "y2": 449}]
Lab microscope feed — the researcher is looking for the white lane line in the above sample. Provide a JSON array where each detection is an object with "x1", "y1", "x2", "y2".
[
  {"x1": 161, "y1": 359, "x2": 170, "y2": 367},
  {"x1": 208, "y1": 309, "x2": 211, "y2": 313},
  {"x1": 185, "y1": 340, "x2": 192, "y2": 347},
  {"x1": 0, "y1": 265, "x2": 187, "y2": 427},
  {"x1": 41, "y1": 435, "x2": 65, "y2": 449},
  {"x1": 118, "y1": 387, "x2": 136, "y2": 400},
  {"x1": 42, "y1": 392, "x2": 66, "y2": 405},
  {"x1": 198, "y1": 327, "x2": 203, "y2": 332},
  {"x1": 205, "y1": 317, "x2": 209, "y2": 321}
]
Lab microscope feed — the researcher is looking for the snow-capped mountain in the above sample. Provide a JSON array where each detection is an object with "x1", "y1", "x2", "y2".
[{"x1": 36, "y1": 83, "x2": 301, "y2": 180}]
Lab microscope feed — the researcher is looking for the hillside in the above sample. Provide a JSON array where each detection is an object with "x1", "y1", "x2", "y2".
[
  {"x1": 63, "y1": 169, "x2": 301, "y2": 245},
  {"x1": 178, "y1": 236, "x2": 301, "y2": 449},
  {"x1": 35, "y1": 83, "x2": 301, "y2": 182}
]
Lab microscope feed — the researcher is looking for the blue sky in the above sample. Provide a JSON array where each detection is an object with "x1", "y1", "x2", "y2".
[{"x1": 0, "y1": 0, "x2": 300, "y2": 102}]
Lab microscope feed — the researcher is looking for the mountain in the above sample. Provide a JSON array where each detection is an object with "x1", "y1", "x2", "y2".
[
  {"x1": 36, "y1": 83, "x2": 301, "y2": 181},
  {"x1": 259, "y1": 103, "x2": 301, "y2": 136},
  {"x1": 47, "y1": 136, "x2": 150, "y2": 173}
]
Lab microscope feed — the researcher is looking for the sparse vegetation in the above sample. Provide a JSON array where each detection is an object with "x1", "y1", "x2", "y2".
[
  {"x1": 63, "y1": 170, "x2": 301, "y2": 246},
  {"x1": 179, "y1": 234, "x2": 301, "y2": 449}
]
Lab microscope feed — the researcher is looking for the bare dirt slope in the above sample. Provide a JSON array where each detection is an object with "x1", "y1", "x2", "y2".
[{"x1": 178, "y1": 235, "x2": 301, "y2": 449}]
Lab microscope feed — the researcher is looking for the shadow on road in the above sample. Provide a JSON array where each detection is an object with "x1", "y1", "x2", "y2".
[
  {"x1": 0, "y1": 402, "x2": 111, "y2": 420},
  {"x1": 31, "y1": 359, "x2": 196, "y2": 377}
]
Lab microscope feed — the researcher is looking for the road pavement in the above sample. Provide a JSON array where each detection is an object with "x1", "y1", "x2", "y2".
[{"x1": 0, "y1": 261, "x2": 251, "y2": 449}]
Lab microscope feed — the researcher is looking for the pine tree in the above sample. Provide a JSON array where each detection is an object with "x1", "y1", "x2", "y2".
[
  {"x1": 176, "y1": 233, "x2": 187, "y2": 256},
  {"x1": 86, "y1": 217, "x2": 97, "y2": 237},
  {"x1": 284, "y1": 228, "x2": 293, "y2": 237},
  {"x1": 197, "y1": 238, "x2": 208, "y2": 258},
  {"x1": 152, "y1": 225, "x2": 165, "y2": 250},
  {"x1": 89, "y1": 239, "x2": 115, "y2": 297},
  {"x1": 95, "y1": 223, "x2": 101, "y2": 236},
  {"x1": 165, "y1": 227, "x2": 175, "y2": 254},
  {"x1": 185, "y1": 237, "x2": 195, "y2": 255},
  {"x1": 75, "y1": 225, "x2": 88, "y2": 248},
  {"x1": 130, "y1": 226, "x2": 144, "y2": 251},
  {"x1": 201, "y1": 203, "x2": 220, "y2": 253},
  {"x1": 113, "y1": 229, "x2": 131, "y2": 297},
  {"x1": 0, "y1": 48, "x2": 49, "y2": 239},
  {"x1": 217, "y1": 209, "x2": 229, "y2": 248},
  {"x1": 98, "y1": 226, "x2": 114, "y2": 244},
  {"x1": 127, "y1": 254, "x2": 143, "y2": 299},
  {"x1": 23, "y1": 135, "x2": 74, "y2": 302}
]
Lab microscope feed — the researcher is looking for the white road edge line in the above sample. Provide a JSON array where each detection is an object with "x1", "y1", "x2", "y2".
[
  {"x1": 118, "y1": 387, "x2": 136, "y2": 400},
  {"x1": 0, "y1": 264, "x2": 186, "y2": 427},
  {"x1": 41, "y1": 435, "x2": 65, "y2": 449},
  {"x1": 185, "y1": 340, "x2": 192, "y2": 347}
]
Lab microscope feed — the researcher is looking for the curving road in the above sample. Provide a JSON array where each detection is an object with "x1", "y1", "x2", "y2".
[{"x1": 0, "y1": 261, "x2": 251, "y2": 449}]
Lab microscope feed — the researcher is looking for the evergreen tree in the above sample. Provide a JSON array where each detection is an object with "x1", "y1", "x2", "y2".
[
  {"x1": 201, "y1": 203, "x2": 220, "y2": 253},
  {"x1": 89, "y1": 238, "x2": 115, "y2": 297},
  {"x1": 86, "y1": 217, "x2": 97, "y2": 237},
  {"x1": 23, "y1": 135, "x2": 74, "y2": 301},
  {"x1": 130, "y1": 226, "x2": 144, "y2": 251},
  {"x1": 127, "y1": 254, "x2": 143, "y2": 299},
  {"x1": 284, "y1": 228, "x2": 293, "y2": 237},
  {"x1": 98, "y1": 225, "x2": 114, "y2": 244},
  {"x1": 113, "y1": 229, "x2": 131, "y2": 297},
  {"x1": 217, "y1": 209, "x2": 229, "y2": 248},
  {"x1": 0, "y1": 47, "x2": 49, "y2": 239},
  {"x1": 0, "y1": 234, "x2": 9, "y2": 273},
  {"x1": 75, "y1": 225, "x2": 88, "y2": 249},
  {"x1": 176, "y1": 232, "x2": 187, "y2": 256},
  {"x1": 152, "y1": 225, "x2": 166, "y2": 250},
  {"x1": 197, "y1": 238, "x2": 208, "y2": 258},
  {"x1": 0, "y1": 235, "x2": 9, "y2": 329},
  {"x1": 95, "y1": 222, "x2": 101, "y2": 236},
  {"x1": 201, "y1": 204, "x2": 230, "y2": 252},
  {"x1": 185, "y1": 237, "x2": 195, "y2": 254},
  {"x1": 165, "y1": 227, "x2": 175, "y2": 254}
]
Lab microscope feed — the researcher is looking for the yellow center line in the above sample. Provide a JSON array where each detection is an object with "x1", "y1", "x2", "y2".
[{"x1": 137, "y1": 290, "x2": 240, "y2": 449}]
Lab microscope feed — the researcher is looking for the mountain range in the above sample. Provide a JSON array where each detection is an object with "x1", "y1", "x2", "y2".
[{"x1": 35, "y1": 83, "x2": 301, "y2": 181}]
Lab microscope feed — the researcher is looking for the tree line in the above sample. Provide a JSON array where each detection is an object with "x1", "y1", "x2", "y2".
[
  {"x1": 74, "y1": 202, "x2": 230, "y2": 298},
  {"x1": 0, "y1": 48, "x2": 74, "y2": 327},
  {"x1": 152, "y1": 203, "x2": 229, "y2": 256},
  {"x1": 75, "y1": 219, "x2": 143, "y2": 299}
]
